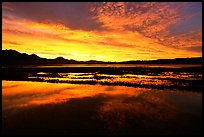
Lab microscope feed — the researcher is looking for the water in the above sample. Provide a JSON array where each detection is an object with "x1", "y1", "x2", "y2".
[
  {"x1": 2, "y1": 64, "x2": 202, "y2": 135},
  {"x1": 15, "y1": 64, "x2": 202, "y2": 68}
]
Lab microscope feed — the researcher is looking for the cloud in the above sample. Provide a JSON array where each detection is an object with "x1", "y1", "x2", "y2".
[
  {"x1": 90, "y1": 2, "x2": 202, "y2": 50},
  {"x1": 185, "y1": 46, "x2": 202, "y2": 52},
  {"x1": 91, "y1": 2, "x2": 179, "y2": 33},
  {"x1": 2, "y1": 41, "x2": 21, "y2": 45},
  {"x1": 160, "y1": 31, "x2": 202, "y2": 49},
  {"x1": 2, "y1": 2, "x2": 202, "y2": 61},
  {"x1": 3, "y1": 2, "x2": 105, "y2": 31}
]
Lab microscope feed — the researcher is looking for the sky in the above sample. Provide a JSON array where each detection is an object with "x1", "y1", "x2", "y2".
[{"x1": 2, "y1": 2, "x2": 202, "y2": 61}]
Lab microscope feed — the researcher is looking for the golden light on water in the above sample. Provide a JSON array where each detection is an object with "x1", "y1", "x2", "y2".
[{"x1": 2, "y1": 81, "x2": 146, "y2": 110}]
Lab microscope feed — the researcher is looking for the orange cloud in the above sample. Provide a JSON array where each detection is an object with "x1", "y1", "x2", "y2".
[
  {"x1": 90, "y1": 2, "x2": 202, "y2": 53},
  {"x1": 160, "y1": 31, "x2": 202, "y2": 48},
  {"x1": 2, "y1": 2, "x2": 202, "y2": 61}
]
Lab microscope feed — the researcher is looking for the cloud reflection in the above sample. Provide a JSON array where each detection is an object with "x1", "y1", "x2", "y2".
[
  {"x1": 2, "y1": 81, "x2": 145, "y2": 110},
  {"x1": 2, "y1": 80, "x2": 202, "y2": 135}
]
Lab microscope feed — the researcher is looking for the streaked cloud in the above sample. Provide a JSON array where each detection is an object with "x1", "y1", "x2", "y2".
[{"x1": 2, "y1": 2, "x2": 202, "y2": 61}]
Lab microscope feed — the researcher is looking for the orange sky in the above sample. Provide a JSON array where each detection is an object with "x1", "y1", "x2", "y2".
[{"x1": 2, "y1": 2, "x2": 202, "y2": 61}]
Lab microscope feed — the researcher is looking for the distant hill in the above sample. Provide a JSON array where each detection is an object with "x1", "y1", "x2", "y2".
[
  {"x1": 2, "y1": 49, "x2": 104, "y2": 66},
  {"x1": 120, "y1": 58, "x2": 203, "y2": 64},
  {"x1": 2, "y1": 49, "x2": 202, "y2": 66}
]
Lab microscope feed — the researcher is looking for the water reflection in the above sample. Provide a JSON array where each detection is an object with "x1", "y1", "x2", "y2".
[
  {"x1": 2, "y1": 80, "x2": 202, "y2": 135},
  {"x1": 23, "y1": 64, "x2": 202, "y2": 68},
  {"x1": 2, "y1": 81, "x2": 145, "y2": 111}
]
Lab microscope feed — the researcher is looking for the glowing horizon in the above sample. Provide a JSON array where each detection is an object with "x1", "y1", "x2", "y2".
[{"x1": 2, "y1": 2, "x2": 202, "y2": 61}]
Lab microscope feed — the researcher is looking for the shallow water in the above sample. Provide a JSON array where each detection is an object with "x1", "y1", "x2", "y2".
[
  {"x1": 2, "y1": 65, "x2": 202, "y2": 135},
  {"x1": 2, "y1": 80, "x2": 202, "y2": 135},
  {"x1": 3, "y1": 66, "x2": 202, "y2": 92},
  {"x1": 18, "y1": 64, "x2": 202, "y2": 68}
]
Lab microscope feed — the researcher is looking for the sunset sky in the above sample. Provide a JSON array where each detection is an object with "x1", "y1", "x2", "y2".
[{"x1": 2, "y1": 2, "x2": 202, "y2": 61}]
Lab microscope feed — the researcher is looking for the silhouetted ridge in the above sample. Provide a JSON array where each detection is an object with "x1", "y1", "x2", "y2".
[
  {"x1": 122, "y1": 58, "x2": 202, "y2": 64},
  {"x1": 2, "y1": 49, "x2": 202, "y2": 66},
  {"x1": 55, "y1": 57, "x2": 65, "y2": 60}
]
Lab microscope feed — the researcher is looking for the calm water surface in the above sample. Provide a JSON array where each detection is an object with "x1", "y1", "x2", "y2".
[
  {"x1": 2, "y1": 64, "x2": 202, "y2": 135},
  {"x1": 2, "y1": 80, "x2": 202, "y2": 135},
  {"x1": 20, "y1": 64, "x2": 202, "y2": 68}
]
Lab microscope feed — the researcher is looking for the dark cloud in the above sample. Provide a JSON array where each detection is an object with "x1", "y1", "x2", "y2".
[
  {"x1": 184, "y1": 46, "x2": 202, "y2": 52},
  {"x1": 3, "y1": 2, "x2": 105, "y2": 31},
  {"x1": 2, "y1": 41, "x2": 21, "y2": 45}
]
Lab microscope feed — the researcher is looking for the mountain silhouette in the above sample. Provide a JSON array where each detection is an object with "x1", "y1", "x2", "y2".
[{"x1": 2, "y1": 49, "x2": 202, "y2": 66}]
